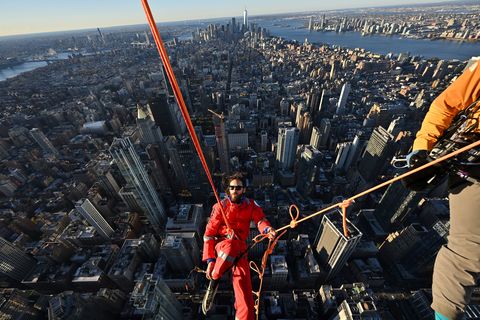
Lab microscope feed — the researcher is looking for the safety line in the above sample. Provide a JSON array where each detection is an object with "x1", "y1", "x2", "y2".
[{"x1": 140, "y1": 0, "x2": 233, "y2": 233}]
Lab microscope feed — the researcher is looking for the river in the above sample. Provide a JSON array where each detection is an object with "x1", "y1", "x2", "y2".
[{"x1": 260, "y1": 19, "x2": 479, "y2": 61}]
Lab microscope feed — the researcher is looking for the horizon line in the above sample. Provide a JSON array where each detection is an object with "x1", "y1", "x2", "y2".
[{"x1": 0, "y1": 0, "x2": 466, "y2": 39}]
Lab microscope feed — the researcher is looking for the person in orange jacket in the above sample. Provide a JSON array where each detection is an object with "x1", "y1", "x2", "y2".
[
  {"x1": 407, "y1": 57, "x2": 480, "y2": 320},
  {"x1": 202, "y1": 172, "x2": 276, "y2": 320}
]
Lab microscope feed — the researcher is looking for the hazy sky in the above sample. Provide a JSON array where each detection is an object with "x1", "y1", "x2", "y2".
[{"x1": 0, "y1": 0, "x2": 455, "y2": 37}]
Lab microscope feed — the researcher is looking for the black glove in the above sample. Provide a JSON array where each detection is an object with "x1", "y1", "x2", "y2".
[{"x1": 401, "y1": 150, "x2": 442, "y2": 191}]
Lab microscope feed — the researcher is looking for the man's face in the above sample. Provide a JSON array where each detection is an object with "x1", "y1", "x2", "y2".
[{"x1": 228, "y1": 179, "x2": 245, "y2": 203}]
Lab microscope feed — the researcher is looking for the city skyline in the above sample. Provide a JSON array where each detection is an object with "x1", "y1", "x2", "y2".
[{"x1": 1, "y1": 0, "x2": 457, "y2": 37}]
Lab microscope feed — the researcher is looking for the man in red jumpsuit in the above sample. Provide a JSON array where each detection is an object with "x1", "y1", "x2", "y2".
[{"x1": 202, "y1": 172, "x2": 276, "y2": 320}]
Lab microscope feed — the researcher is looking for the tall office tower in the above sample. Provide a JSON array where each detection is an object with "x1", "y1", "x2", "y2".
[
  {"x1": 160, "y1": 234, "x2": 194, "y2": 274},
  {"x1": 317, "y1": 118, "x2": 331, "y2": 149},
  {"x1": 329, "y1": 62, "x2": 336, "y2": 80},
  {"x1": 280, "y1": 98, "x2": 290, "y2": 116},
  {"x1": 166, "y1": 204, "x2": 204, "y2": 266},
  {"x1": 144, "y1": 31, "x2": 150, "y2": 45},
  {"x1": 299, "y1": 112, "x2": 313, "y2": 145},
  {"x1": 276, "y1": 125, "x2": 299, "y2": 171},
  {"x1": 344, "y1": 132, "x2": 365, "y2": 172},
  {"x1": 317, "y1": 89, "x2": 326, "y2": 115},
  {"x1": 88, "y1": 160, "x2": 121, "y2": 199},
  {"x1": 212, "y1": 113, "x2": 230, "y2": 174},
  {"x1": 136, "y1": 105, "x2": 163, "y2": 145},
  {"x1": 109, "y1": 137, "x2": 166, "y2": 234},
  {"x1": 374, "y1": 181, "x2": 424, "y2": 231},
  {"x1": 260, "y1": 131, "x2": 268, "y2": 152},
  {"x1": 166, "y1": 137, "x2": 208, "y2": 200},
  {"x1": 0, "y1": 290, "x2": 39, "y2": 319},
  {"x1": 269, "y1": 255, "x2": 288, "y2": 289},
  {"x1": 29, "y1": 128, "x2": 58, "y2": 156},
  {"x1": 145, "y1": 144, "x2": 173, "y2": 195},
  {"x1": 357, "y1": 126, "x2": 395, "y2": 182},
  {"x1": 334, "y1": 142, "x2": 353, "y2": 172},
  {"x1": 308, "y1": 16, "x2": 314, "y2": 30},
  {"x1": 378, "y1": 223, "x2": 429, "y2": 262},
  {"x1": 320, "y1": 14, "x2": 326, "y2": 29},
  {"x1": 231, "y1": 17, "x2": 237, "y2": 33},
  {"x1": 148, "y1": 93, "x2": 185, "y2": 136},
  {"x1": 296, "y1": 145, "x2": 322, "y2": 196},
  {"x1": 308, "y1": 88, "x2": 322, "y2": 117},
  {"x1": 75, "y1": 198, "x2": 114, "y2": 239},
  {"x1": 243, "y1": 8, "x2": 248, "y2": 29},
  {"x1": 310, "y1": 126, "x2": 321, "y2": 150},
  {"x1": 0, "y1": 237, "x2": 36, "y2": 282},
  {"x1": 432, "y1": 60, "x2": 446, "y2": 80},
  {"x1": 165, "y1": 137, "x2": 188, "y2": 191},
  {"x1": 336, "y1": 83, "x2": 351, "y2": 115},
  {"x1": 129, "y1": 274, "x2": 182, "y2": 320},
  {"x1": 314, "y1": 211, "x2": 362, "y2": 282},
  {"x1": 295, "y1": 103, "x2": 306, "y2": 128},
  {"x1": 408, "y1": 220, "x2": 449, "y2": 275},
  {"x1": 118, "y1": 186, "x2": 144, "y2": 212}
]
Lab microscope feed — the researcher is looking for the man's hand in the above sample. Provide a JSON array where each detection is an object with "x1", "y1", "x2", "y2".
[
  {"x1": 266, "y1": 227, "x2": 276, "y2": 241},
  {"x1": 206, "y1": 261, "x2": 215, "y2": 280},
  {"x1": 406, "y1": 150, "x2": 429, "y2": 168}
]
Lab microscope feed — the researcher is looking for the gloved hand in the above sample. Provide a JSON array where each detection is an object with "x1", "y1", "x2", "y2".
[
  {"x1": 402, "y1": 149, "x2": 442, "y2": 191},
  {"x1": 265, "y1": 227, "x2": 277, "y2": 241},
  {"x1": 406, "y1": 150, "x2": 429, "y2": 168},
  {"x1": 206, "y1": 261, "x2": 215, "y2": 280}
]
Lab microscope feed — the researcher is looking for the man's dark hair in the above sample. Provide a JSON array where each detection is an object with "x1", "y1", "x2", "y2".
[{"x1": 223, "y1": 172, "x2": 247, "y2": 192}]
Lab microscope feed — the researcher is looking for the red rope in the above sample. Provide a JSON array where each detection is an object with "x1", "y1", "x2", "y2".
[{"x1": 140, "y1": 0, "x2": 232, "y2": 233}]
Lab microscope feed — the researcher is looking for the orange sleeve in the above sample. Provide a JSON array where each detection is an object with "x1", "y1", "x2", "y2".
[{"x1": 413, "y1": 60, "x2": 480, "y2": 151}]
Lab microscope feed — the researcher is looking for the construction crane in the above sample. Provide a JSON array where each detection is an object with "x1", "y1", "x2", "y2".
[{"x1": 207, "y1": 108, "x2": 224, "y2": 120}]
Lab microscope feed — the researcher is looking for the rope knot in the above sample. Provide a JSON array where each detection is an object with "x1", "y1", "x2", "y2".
[{"x1": 288, "y1": 204, "x2": 300, "y2": 229}]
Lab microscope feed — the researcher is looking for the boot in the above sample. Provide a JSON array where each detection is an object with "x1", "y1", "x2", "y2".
[{"x1": 202, "y1": 279, "x2": 219, "y2": 315}]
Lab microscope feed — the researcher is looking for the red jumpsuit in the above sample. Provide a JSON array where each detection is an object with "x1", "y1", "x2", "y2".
[{"x1": 203, "y1": 197, "x2": 271, "y2": 320}]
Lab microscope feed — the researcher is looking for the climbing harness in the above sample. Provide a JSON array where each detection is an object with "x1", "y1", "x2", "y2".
[{"x1": 393, "y1": 97, "x2": 480, "y2": 187}]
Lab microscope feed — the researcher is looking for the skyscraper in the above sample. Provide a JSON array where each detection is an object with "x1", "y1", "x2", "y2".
[
  {"x1": 276, "y1": 125, "x2": 299, "y2": 171},
  {"x1": 308, "y1": 17, "x2": 314, "y2": 31},
  {"x1": 75, "y1": 198, "x2": 114, "y2": 239},
  {"x1": 374, "y1": 181, "x2": 424, "y2": 231},
  {"x1": 296, "y1": 145, "x2": 322, "y2": 196},
  {"x1": 308, "y1": 88, "x2": 322, "y2": 117},
  {"x1": 243, "y1": 8, "x2": 248, "y2": 29},
  {"x1": 0, "y1": 237, "x2": 36, "y2": 282},
  {"x1": 314, "y1": 211, "x2": 362, "y2": 282},
  {"x1": 318, "y1": 118, "x2": 331, "y2": 149},
  {"x1": 129, "y1": 273, "x2": 183, "y2": 319},
  {"x1": 336, "y1": 83, "x2": 351, "y2": 115},
  {"x1": 212, "y1": 112, "x2": 230, "y2": 174},
  {"x1": 334, "y1": 142, "x2": 353, "y2": 173},
  {"x1": 160, "y1": 234, "x2": 194, "y2": 274},
  {"x1": 310, "y1": 126, "x2": 321, "y2": 150},
  {"x1": 148, "y1": 93, "x2": 185, "y2": 136},
  {"x1": 357, "y1": 126, "x2": 395, "y2": 182},
  {"x1": 136, "y1": 104, "x2": 163, "y2": 145},
  {"x1": 165, "y1": 136, "x2": 208, "y2": 200},
  {"x1": 109, "y1": 137, "x2": 166, "y2": 233},
  {"x1": 29, "y1": 128, "x2": 58, "y2": 156}
]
